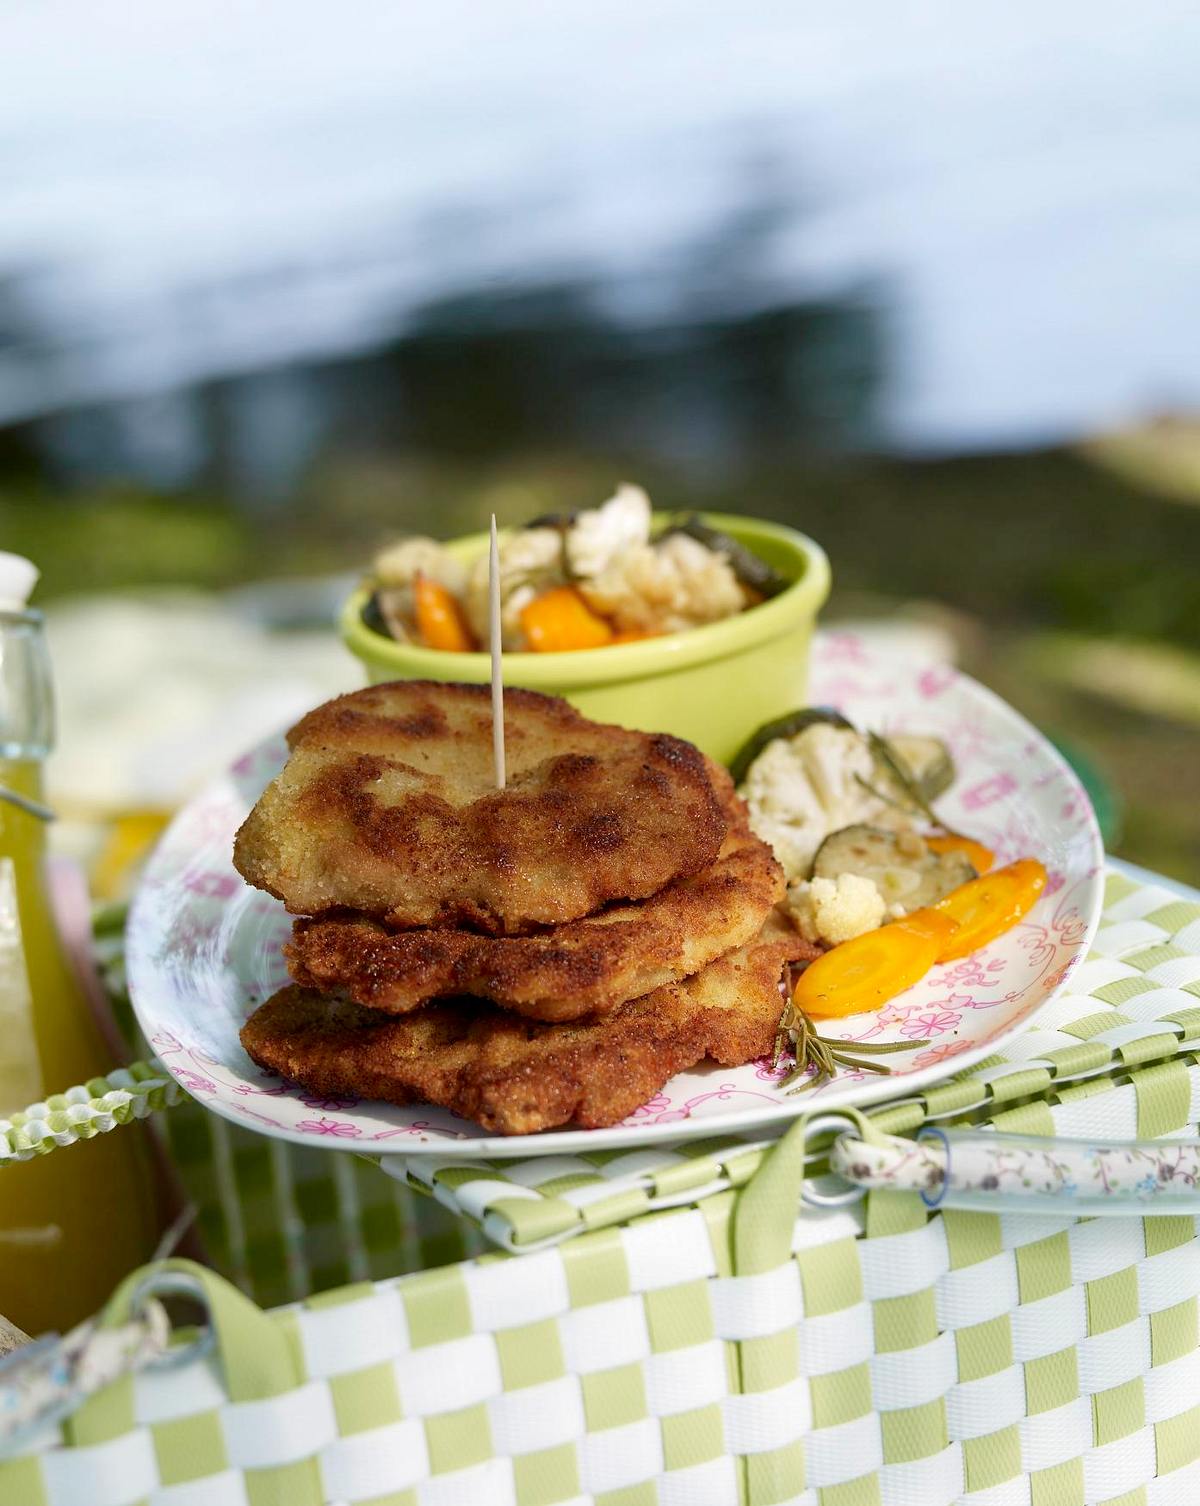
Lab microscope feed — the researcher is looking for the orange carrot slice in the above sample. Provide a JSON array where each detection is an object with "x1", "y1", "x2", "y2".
[
  {"x1": 892, "y1": 907, "x2": 962, "y2": 948},
  {"x1": 521, "y1": 586, "x2": 614, "y2": 652},
  {"x1": 413, "y1": 573, "x2": 477, "y2": 652},
  {"x1": 794, "y1": 925, "x2": 939, "y2": 1019},
  {"x1": 932, "y1": 859, "x2": 1047, "y2": 961},
  {"x1": 926, "y1": 833, "x2": 995, "y2": 874}
]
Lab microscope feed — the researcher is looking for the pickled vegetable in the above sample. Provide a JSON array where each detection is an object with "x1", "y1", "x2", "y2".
[
  {"x1": 520, "y1": 586, "x2": 615, "y2": 652},
  {"x1": 728, "y1": 707, "x2": 856, "y2": 785},
  {"x1": 414, "y1": 574, "x2": 477, "y2": 652},
  {"x1": 882, "y1": 735, "x2": 955, "y2": 803},
  {"x1": 925, "y1": 833, "x2": 995, "y2": 874},
  {"x1": 812, "y1": 825, "x2": 977, "y2": 911},
  {"x1": 932, "y1": 859, "x2": 1048, "y2": 960},
  {"x1": 794, "y1": 923, "x2": 939, "y2": 1019},
  {"x1": 664, "y1": 516, "x2": 790, "y2": 599}
]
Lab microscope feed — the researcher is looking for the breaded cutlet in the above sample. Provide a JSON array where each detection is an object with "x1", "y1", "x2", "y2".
[
  {"x1": 241, "y1": 914, "x2": 814, "y2": 1136},
  {"x1": 286, "y1": 765, "x2": 787, "y2": 1021},
  {"x1": 233, "y1": 682, "x2": 726, "y2": 935}
]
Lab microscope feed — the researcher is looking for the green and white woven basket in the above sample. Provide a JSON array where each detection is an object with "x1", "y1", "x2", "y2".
[
  {"x1": 4, "y1": 866, "x2": 1200, "y2": 1505},
  {"x1": 101, "y1": 909, "x2": 487, "y2": 1305}
]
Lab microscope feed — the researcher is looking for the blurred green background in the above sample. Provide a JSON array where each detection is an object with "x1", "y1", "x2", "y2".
[{"x1": 7, "y1": 430, "x2": 1199, "y2": 886}]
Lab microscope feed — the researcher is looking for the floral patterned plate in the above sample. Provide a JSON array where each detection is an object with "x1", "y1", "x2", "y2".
[{"x1": 126, "y1": 635, "x2": 1104, "y2": 1158}]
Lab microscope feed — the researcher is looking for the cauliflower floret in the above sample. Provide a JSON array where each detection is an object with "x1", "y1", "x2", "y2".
[
  {"x1": 741, "y1": 724, "x2": 903, "y2": 882},
  {"x1": 373, "y1": 536, "x2": 466, "y2": 595},
  {"x1": 579, "y1": 532, "x2": 743, "y2": 634},
  {"x1": 739, "y1": 806, "x2": 820, "y2": 883},
  {"x1": 464, "y1": 527, "x2": 566, "y2": 649},
  {"x1": 566, "y1": 483, "x2": 652, "y2": 579},
  {"x1": 786, "y1": 873, "x2": 886, "y2": 947}
]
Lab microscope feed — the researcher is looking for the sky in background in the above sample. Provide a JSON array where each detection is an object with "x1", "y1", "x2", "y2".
[{"x1": 3, "y1": 0, "x2": 1199, "y2": 452}]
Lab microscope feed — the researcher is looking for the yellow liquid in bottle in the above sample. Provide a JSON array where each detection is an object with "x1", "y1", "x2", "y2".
[{"x1": 0, "y1": 761, "x2": 162, "y2": 1335}]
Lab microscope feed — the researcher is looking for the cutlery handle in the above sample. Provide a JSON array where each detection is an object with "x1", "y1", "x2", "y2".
[{"x1": 829, "y1": 1124, "x2": 1200, "y2": 1214}]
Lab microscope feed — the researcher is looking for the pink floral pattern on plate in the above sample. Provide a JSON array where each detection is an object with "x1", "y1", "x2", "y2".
[{"x1": 125, "y1": 636, "x2": 1104, "y2": 1159}]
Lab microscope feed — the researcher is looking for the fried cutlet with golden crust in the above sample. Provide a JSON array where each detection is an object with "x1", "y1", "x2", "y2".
[
  {"x1": 233, "y1": 682, "x2": 726, "y2": 935},
  {"x1": 285, "y1": 768, "x2": 784, "y2": 1022},
  {"x1": 241, "y1": 915, "x2": 816, "y2": 1135}
]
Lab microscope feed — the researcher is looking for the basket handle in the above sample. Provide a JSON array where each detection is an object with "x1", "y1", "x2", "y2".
[
  {"x1": 736, "y1": 1111, "x2": 1200, "y2": 1255},
  {"x1": 0, "y1": 1059, "x2": 182, "y2": 1165},
  {"x1": 828, "y1": 1123, "x2": 1200, "y2": 1215},
  {"x1": 0, "y1": 1259, "x2": 308, "y2": 1459}
]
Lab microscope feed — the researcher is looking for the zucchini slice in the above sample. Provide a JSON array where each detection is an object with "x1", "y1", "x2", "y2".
[
  {"x1": 362, "y1": 587, "x2": 414, "y2": 643},
  {"x1": 866, "y1": 732, "x2": 944, "y2": 826},
  {"x1": 812, "y1": 824, "x2": 977, "y2": 911},
  {"x1": 729, "y1": 706, "x2": 857, "y2": 784},
  {"x1": 662, "y1": 516, "x2": 790, "y2": 600},
  {"x1": 362, "y1": 590, "x2": 396, "y2": 640},
  {"x1": 880, "y1": 735, "x2": 955, "y2": 803}
]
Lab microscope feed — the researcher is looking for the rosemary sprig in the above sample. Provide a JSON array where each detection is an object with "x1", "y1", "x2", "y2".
[{"x1": 772, "y1": 994, "x2": 931, "y2": 1096}]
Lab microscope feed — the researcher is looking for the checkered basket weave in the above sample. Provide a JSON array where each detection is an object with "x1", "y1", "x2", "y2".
[
  {"x1": 6, "y1": 870, "x2": 1200, "y2": 1505},
  {"x1": 7, "y1": 1133, "x2": 1200, "y2": 1503}
]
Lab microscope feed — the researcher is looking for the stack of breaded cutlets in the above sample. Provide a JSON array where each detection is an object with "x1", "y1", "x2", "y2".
[{"x1": 234, "y1": 682, "x2": 815, "y2": 1135}]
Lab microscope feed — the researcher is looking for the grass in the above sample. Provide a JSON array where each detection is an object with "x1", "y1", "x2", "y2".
[{"x1": 0, "y1": 487, "x2": 251, "y2": 598}]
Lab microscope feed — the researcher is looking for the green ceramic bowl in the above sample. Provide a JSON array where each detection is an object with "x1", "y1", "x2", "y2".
[{"x1": 339, "y1": 512, "x2": 830, "y2": 765}]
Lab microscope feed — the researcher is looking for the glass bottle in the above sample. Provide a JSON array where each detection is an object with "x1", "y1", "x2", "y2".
[{"x1": 0, "y1": 554, "x2": 161, "y2": 1334}]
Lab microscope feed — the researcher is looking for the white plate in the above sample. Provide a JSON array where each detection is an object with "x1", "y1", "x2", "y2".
[{"x1": 127, "y1": 636, "x2": 1105, "y2": 1158}]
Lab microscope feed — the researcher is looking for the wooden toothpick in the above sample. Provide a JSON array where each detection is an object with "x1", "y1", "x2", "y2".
[{"x1": 489, "y1": 514, "x2": 506, "y2": 789}]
